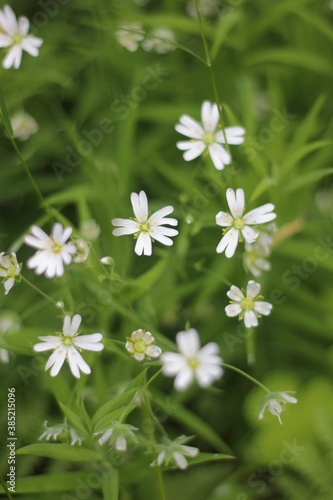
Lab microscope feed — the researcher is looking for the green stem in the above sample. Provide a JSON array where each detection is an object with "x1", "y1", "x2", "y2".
[
  {"x1": 245, "y1": 328, "x2": 256, "y2": 366},
  {"x1": 196, "y1": 1, "x2": 232, "y2": 159},
  {"x1": 21, "y1": 275, "x2": 57, "y2": 306},
  {"x1": 0, "y1": 476, "x2": 13, "y2": 500},
  {"x1": 140, "y1": 368, "x2": 167, "y2": 500},
  {"x1": 223, "y1": 363, "x2": 271, "y2": 394}
]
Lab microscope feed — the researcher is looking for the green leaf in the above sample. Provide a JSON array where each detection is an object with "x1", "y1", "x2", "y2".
[
  {"x1": 92, "y1": 369, "x2": 147, "y2": 428},
  {"x1": 17, "y1": 444, "x2": 102, "y2": 461},
  {"x1": 280, "y1": 140, "x2": 332, "y2": 177},
  {"x1": 153, "y1": 391, "x2": 232, "y2": 455},
  {"x1": 211, "y1": 11, "x2": 241, "y2": 61},
  {"x1": 250, "y1": 177, "x2": 276, "y2": 202},
  {"x1": 59, "y1": 402, "x2": 91, "y2": 436},
  {"x1": 188, "y1": 452, "x2": 235, "y2": 466},
  {"x1": 0, "y1": 472, "x2": 99, "y2": 494},
  {"x1": 285, "y1": 168, "x2": 333, "y2": 193}
]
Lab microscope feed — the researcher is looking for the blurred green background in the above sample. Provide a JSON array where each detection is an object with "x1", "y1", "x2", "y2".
[{"x1": 1, "y1": 0, "x2": 333, "y2": 498}]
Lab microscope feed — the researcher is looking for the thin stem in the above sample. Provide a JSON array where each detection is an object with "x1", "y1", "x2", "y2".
[
  {"x1": 223, "y1": 363, "x2": 271, "y2": 394},
  {"x1": 246, "y1": 328, "x2": 256, "y2": 366},
  {"x1": 21, "y1": 275, "x2": 57, "y2": 306},
  {"x1": 140, "y1": 368, "x2": 167, "y2": 500},
  {"x1": 196, "y1": 1, "x2": 232, "y2": 159}
]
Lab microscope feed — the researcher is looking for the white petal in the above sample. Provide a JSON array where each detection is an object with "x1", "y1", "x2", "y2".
[
  {"x1": 34, "y1": 336, "x2": 62, "y2": 351},
  {"x1": 216, "y1": 228, "x2": 239, "y2": 258},
  {"x1": 178, "y1": 141, "x2": 206, "y2": 161},
  {"x1": 196, "y1": 365, "x2": 222, "y2": 387},
  {"x1": 254, "y1": 301, "x2": 272, "y2": 316},
  {"x1": 241, "y1": 225, "x2": 258, "y2": 244},
  {"x1": 224, "y1": 126, "x2": 245, "y2": 144},
  {"x1": 47, "y1": 347, "x2": 67, "y2": 376},
  {"x1": 131, "y1": 191, "x2": 148, "y2": 222},
  {"x1": 150, "y1": 226, "x2": 178, "y2": 244},
  {"x1": 0, "y1": 5, "x2": 18, "y2": 35},
  {"x1": 216, "y1": 211, "x2": 233, "y2": 227},
  {"x1": 161, "y1": 352, "x2": 185, "y2": 375},
  {"x1": 4, "y1": 278, "x2": 14, "y2": 295},
  {"x1": 227, "y1": 285, "x2": 244, "y2": 302},
  {"x1": 225, "y1": 303, "x2": 242, "y2": 317},
  {"x1": 201, "y1": 100, "x2": 219, "y2": 132},
  {"x1": 246, "y1": 280, "x2": 260, "y2": 298},
  {"x1": 243, "y1": 204, "x2": 276, "y2": 225},
  {"x1": 0, "y1": 34, "x2": 12, "y2": 47},
  {"x1": 174, "y1": 367, "x2": 194, "y2": 391},
  {"x1": 18, "y1": 16, "x2": 30, "y2": 36},
  {"x1": 67, "y1": 346, "x2": 91, "y2": 378},
  {"x1": 69, "y1": 314, "x2": 82, "y2": 335},
  {"x1": 149, "y1": 206, "x2": 174, "y2": 224},
  {"x1": 21, "y1": 37, "x2": 42, "y2": 56},
  {"x1": 3, "y1": 45, "x2": 22, "y2": 69},
  {"x1": 112, "y1": 220, "x2": 138, "y2": 236},
  {"x1": 176, "y1": 329, "x2": 200, "y2": 357},
  {"x1": 281, "y1": 393, "x2": 297, "y2": 404},
  {"x1": 175, "y1": 115, "x2": 204, "y2": 139},
  {"x1": 197, "y1": 342, "x2": 220, "y2": 358},
  {"x1": 74, "y1": 334, "x2": 104, "y2": 351},
  {"x1": 244, "y1": 310, "x2": 258, "y2": 328},
  {"x1": 62, "y1": 315, "x2": 71, "y2": 335},
  {"x1": 55, "y1": 256, "x2": 64, "y2": 277},
  {"x1": 116, "y1": 435, "x2": 127, "y2": 451},
  {"x1": 135, "y1": 232, "x2": 152, "y2": 256},
  {"x1": 208, "y1": 143, "x2": 230, "y2": 170},
  {"x1": 173, "y1": 452, "x2": 188, "y2": 469},
  {"x1": 146, "y1": 345, "x2": 162, "y2": 358},
  {"x1": 181, "y1": 445, "x2": 199, "y2": 457}
]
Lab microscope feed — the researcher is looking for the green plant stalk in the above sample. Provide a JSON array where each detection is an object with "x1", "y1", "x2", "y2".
[
  {"x1": 246, "y1": 328, "x2": 256, "y2": 366},
  {"x1": 223, "y1": 363, "x2": 271, "y2": 394},
  {"x1": 140, "y1": 367, "x2": 166, "y2": 500},
  {"x1": 21, "y1": 275, "x2": 58, "y2": 306},
  {"x1": 196, "y1": 1, "x2": 232, "y2": 159}
]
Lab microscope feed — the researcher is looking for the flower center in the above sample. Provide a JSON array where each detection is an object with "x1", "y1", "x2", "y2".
[
  {"x1": 233, "y1": 217, "x2": 244, "y2": 230},
  {"x1": 139, "y1": 222, "x2": 150, "y2": 233},
  {"x1": 241, "y1": 296, "x2": 254, "y2": 311},
  {"x1": 203, "y1": 132, "x2": 215, "y2": 145},
  {"x1": 12, "y1": 34, "x2": 23, "y2": 45},
  {"x1": 52, "y1": 242, "x2": 63, "y2": 254},
  {"x1": 188, "y1": 358, "x2": 199, "y2": 369},
  {"x1": 62, "y1": 336, "x2": 73, "y2": 346},
  {"x1": 133, "y1": 339, "x2": 146, "y2": 354}
]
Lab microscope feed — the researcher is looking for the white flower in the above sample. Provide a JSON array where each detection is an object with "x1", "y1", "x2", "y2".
[
  {"x1": 73, "y1": 239, "x2": 90, "y2": 263},
  {"x1": 115, "y1": 23, "x2": 144, "y2": 52},
  {"x1": 24, "y1": 223, "x2": 77, "y2": 278},
  {"x1": 225, "y1": 280, "x2": 272, "y2": 328},
  {"x1": 39, "y1": 421, "x2": 84, "y2": 445},
  {"x1": 258, "y1": 392, "x2": 298, "y2": 425},
  {"x1": 216, "y1": 188, "x2": 276, "y2": 258},
  {"x1": 10, "y1": 111, "x2": 39, "y2": 140},
  {"x1": 34, "y1": 314, "x2": 104, "y2": 378},
  {"x1": 142, "y1": 28, "x2": 176, "y2": 54},
  {"x1": 0, "y1": 252, "x2": 21, "y2": 295},
  {"x1": 95, "y1": 421, "x2": 138, "y2": 451},
  {"x1": 151, "y1": 435, "x2": 199, "y2": 470},
  {"x1": 175, "y1": 101, "x2": 245, "y2": 170},
  {"x1": 112, "y1": 191, "x2": 178, "y2": 256},
  {"x1": 161, "y1": 328, "x2": 223, "y2": 391},
  {"x1": 126, "y1": 329, "x2": 162, "y2": 361},
  {"x1": 0, "y1": 4, "x2": 43, "y2": 69},
  {"x1": 80, "y1": 219, "x2": 101, "y2": 240},
  {"x1": 243, "y1": 225, "x2": 276, "y2": 277}
]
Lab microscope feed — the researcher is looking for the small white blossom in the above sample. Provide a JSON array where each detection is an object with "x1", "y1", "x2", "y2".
[
  {"x1": 161, "y1": 328, "x2": 223, "y2": 391},
  {"x1": 126, "y1": 329, "x2": 162, "y2": 362},
  {"x1": 115, "y1": 23, "x2": 144, "y2": 52},
  {"x1": 100, "y1": 256, "x2": 114, "y2": 265},
  {"x1": 112, "y1": 190, "x2": 178, "y2": 256},
  {"x1": 95, "y1": 421, "x2": 138, "y2": 451},
  {"x1": 0, "y1": 4, "x2": 43, "y2": 69},
  {"x1": 175, "y1": 101, "x2": 245, "y2": 170},
  {"x1": 0, "y1": 252, "x2": 21, "y2": 295},
  {"x1": 73, "y1": 238, "x2": 90, "y2": 263},
  {"x1": 142, "y1": 28, "x2": 176, "y2": 54},
  {"x1": 24, "y1": 223, "x2": 76, "y2": 278},
  {"x1": 10, "y1": 111, "x2": 39, "y2": 140},
  {"x1": 243, "y1": 225, "x2": 276, "y2": 277},
  {"x1": 258, "y1": 392, "x2": 298, "y2": 425},
  {"x1": 151, "y1": 435, "x2": 199, "y2": 470},
  {"x1": 216, "y1": 188, "x2": 276, "y2": 258},
  {"x1": 225, "y1": 280, "x2": 272, "y2": 328},
  {"x1": 39, "y1": 421, "x2": 84, "y2": 445},
  {"x1": 34, "y1": 314, "x2": 103, "y2": 378},
  {"x1": 80, "y1": 219, "x2": 101, "y2": 240}
]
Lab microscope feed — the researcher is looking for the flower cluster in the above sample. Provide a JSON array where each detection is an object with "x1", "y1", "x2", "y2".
[
  {"x1": 0, "y1": 4, "x2": 42, "y2": 69},
  {"x1": 0, "y1": 252, "x2": 21, "y2": 295},
  {"x1": 116, "y1": 23, "x2": 176, "y2": 53}
]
